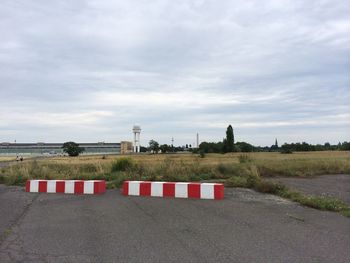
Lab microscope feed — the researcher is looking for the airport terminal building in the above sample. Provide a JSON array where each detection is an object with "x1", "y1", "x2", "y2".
[{"x1": 0, "y1": 142, "x2": 132, "y2": 156}]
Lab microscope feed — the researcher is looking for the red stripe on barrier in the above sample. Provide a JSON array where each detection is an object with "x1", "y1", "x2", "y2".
[
  {"x1": 56, "y1": 181, "x2": 65, "y2": 193},
  {"x1": 25, "y1": 181, "x2": 30, "y2": 192},
  {"x1": 38, "y1": 181, "x2": 47, "y2": 193},
  {"x1": 140, "y1": 182, "x2": 151, "y2": 196},
  {"x1": 122, "y1": 181, "x2": 224, "y2": 200},
  {"x1": 75, "y1": 181, "x2": 84, "y2": 194},
  {"x1": 94, "y1": 181, "x2": 106, "y2": 194},
  {"x1": 94, "y1": 181, "x2": 99, "y2": 194},
  {"x1": 100, "y1": 181, "x2": 106, "y2": 194},
  {"x1": 188, "y1": 183, "x2": 201, "y2": 199},
  {"x1": 163, "y1": 183, "x2": 175, "y2": 197},
  {"x1": 214, "y1": 184, "x2": 224, "y2": 199},
  {"x1": 123, "y1": 181, "x2": 129, "y2": 196}
]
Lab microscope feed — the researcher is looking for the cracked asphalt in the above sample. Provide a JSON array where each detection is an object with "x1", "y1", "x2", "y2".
[
  {"x1": 268, "y1": 174, "x2": 350, "y2": 204},
  {"x1": 0, "y1": 184, "x2": 349, "y2": 263}
]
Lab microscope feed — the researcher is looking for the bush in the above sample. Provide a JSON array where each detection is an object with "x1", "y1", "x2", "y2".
[
  {"x1": 111, "y1": 158, "x2": 135, "y2": 172},
  {"x1": 238, "y1": 154, "x2": 252, "y2": 163},
  {"x1": 199, "y1": 150, "x2": 206, "y2": 158},
  {"x1": 281, "y1": 149, "x2": 293, "y2": 154},
  {"x1": 254, "y1": 181, "x2": 287, "y2": 194},
  {"x1": 106, "y1": 172, "x2": 129, "y2": 188},
  {"x1": 225, "y1": 176, "x2": 248, "y2": 187},
  {"x1": 217, "y1": 163, "x2": 232, "y2": 174}
]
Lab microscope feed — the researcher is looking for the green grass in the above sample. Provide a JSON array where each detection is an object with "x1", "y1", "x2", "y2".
[{"x1": 246, "y1": 179, "x2": 350, "y2": 218}]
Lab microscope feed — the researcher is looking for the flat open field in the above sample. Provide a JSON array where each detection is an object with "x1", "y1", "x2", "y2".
[
  {"x1": 1, "y1": 151, "x2": 349, "y2": 216},
  {"x1": 0, "y1": 156, "x2": 17, "y2": 162},
  {"x1": 47, "y1": 150, "x2": 350, "y2": 164},
  {"x1": 1, "y1": 151, "x2": 350, "y2": 185}
]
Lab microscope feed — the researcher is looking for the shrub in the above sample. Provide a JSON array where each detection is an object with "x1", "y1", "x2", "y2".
[
  {"x1": 281, "y1": 149, "x2": 293, "y2": 154},
  {"x1": 217, "y1": 163, "x2": 232, "y2": 174},
  {"x1": 238, "y1": 154, "x2": 252, "y2": 163},
  {"x1": 254, "y1": 181, "x2": 287, "y2": 194},
  {"x1": 111, "y1": 158, "x2": 134, "y2": 172},
  {"x1": 79, "y1": 164, "x2": 98, "y2": 173},
  {"x1": 225, "y1": 176, "x2": 248, "y2": 187}
]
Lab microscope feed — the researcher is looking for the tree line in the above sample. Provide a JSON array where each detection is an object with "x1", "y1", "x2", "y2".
[
  {"x1": 196, "y1": 125, "x2": 350, "y2": 153},
  {"x1": 62, "y1": 125, "x2": 350, "y2": 156}
]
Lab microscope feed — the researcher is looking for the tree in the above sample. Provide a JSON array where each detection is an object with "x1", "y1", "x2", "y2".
[
  {"x1": 62, "y1": 142, "x2": 85, "y2": 157},
  {"x1": 340, "y1": 141, "x2": 350, "y2": 151},
  {"x1": 199, "y1": 141, "x2": 224, "y2": 153},
  {"x1": 160, "y1": 144, "x2": 170, "y2": 153},
  {"x1": 223, "y1": 125, "x2": 234, "y2": 153},
  {"x1": 148, "y1": 140, "x2": 159, "y2": 153},
  {"x1": 235, "y1": 142, "x2": 254, "y2": 152},
  {"x1": 140, "y1": 146, "x2": 148, "y2": 153},
  {"x1": 270, "y1": 138, "x2": 279, "y2": 151}
]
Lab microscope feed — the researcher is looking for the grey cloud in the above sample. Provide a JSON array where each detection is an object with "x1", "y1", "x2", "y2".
[{"x1": 0, "y1": 0, "x2": 349, "y2": 145}]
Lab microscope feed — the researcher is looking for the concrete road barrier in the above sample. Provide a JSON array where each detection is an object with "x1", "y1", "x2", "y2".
[
  {"x1": 25, "y1": 180, "x2": 106, "y2": 194},
  {"x1": 123, "y1": 181, "x2": 224, "y2": 200}
]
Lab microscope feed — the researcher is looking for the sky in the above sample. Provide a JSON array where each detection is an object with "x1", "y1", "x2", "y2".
[{"x1": 0, "y1": 0, "x2": 349, "y2": 147}]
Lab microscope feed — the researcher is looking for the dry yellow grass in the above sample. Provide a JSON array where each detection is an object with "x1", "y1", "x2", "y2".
[
  {"x1": 47, "y1": 151, "x2": 350, "y2": 165},
  {"x1": 0, "y1": 156, "x2": 17, "y2": 162},
  {"x1": 1, "y1": 151, "x2": 349, "y2": 188}
]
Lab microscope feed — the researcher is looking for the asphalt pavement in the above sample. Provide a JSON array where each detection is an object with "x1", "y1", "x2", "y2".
[
  {"x1": 0, "y1": 185, "x2": 349, "y2": 263},
  {"x1": 268, "y1": 174, "x2": 350, "y2": 204}
]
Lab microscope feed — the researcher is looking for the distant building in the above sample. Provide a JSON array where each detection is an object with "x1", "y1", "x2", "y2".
[
  {"x1": 120, "y1": 141, "x2": 133, "y2": 154},
  {"x1": 0, "y1": 142, "x2": 121, "y2": 156},
  {"x1": 132, "y1": 125, "x2": 141, "y2": 153}
]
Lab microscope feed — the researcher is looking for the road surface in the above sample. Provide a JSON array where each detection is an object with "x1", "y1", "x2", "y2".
[{"x1": 0, "y1": 185, "x2": 349, "y2": 263}]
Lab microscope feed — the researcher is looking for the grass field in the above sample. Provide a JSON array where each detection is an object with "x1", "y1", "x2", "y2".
[
  {"x1": 1, "y1": 151, "x2": 349, "y2": 216},
  {"x1": 0, "y1": 156, "x2": 18, "y2": 162},
  {"x1": 1, "y1": 151, "x2": 349, "y2": 185}
]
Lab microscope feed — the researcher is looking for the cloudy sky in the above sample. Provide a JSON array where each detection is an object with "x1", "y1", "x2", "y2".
[{"x1": 1, "y1": 0, "x2": 349, "y2": 146}]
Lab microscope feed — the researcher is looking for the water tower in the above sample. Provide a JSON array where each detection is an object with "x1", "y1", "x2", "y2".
[{"x1": 132, "y1": 125, "x2": 141, "y2": 153}]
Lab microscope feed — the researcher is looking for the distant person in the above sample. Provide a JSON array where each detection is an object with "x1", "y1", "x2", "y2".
[
  {"x1": 20, "y1": 156, "x2": 23, "y2": 162},
  {"x1": 16, "y1": 155, "x2": 19, "y2": 162}
]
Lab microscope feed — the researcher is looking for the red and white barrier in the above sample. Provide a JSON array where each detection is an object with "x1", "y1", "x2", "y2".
[
  {"x1": 123, "y1": 181, "x2": 224, "y2": 200},
  {"x1": 25, "y1": 180, "x2": 106, "y2": 194}
]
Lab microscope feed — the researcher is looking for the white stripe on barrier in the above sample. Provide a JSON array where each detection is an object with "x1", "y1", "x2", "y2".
[
  {"x1": 175, "y1": 182, "x2": 188, "y2": 198},
  {"x1": 47, "y1": 180, "x2": 56, "y2": 193},
  {"x1": 65, "y1": 180, "x2": 75, "y2": 194},
  {"x1": 200, "y1": 183, "x2": 214, "y2": 199},
  {"x1": 151, "y1": 182, "x2": 164, "y2": 197},
  {"x1": 84, "y1": 181, "x2": 94, "y2": 194},
  {"x1": 30, "y1": 180, "x2": 39, "y2": 192},
  {"x1": 26, "y1": 180, "x2": 106, "y2": 194},
  {"x1": 128, "y1": 181, "x2": 141, "y2": 196}
]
